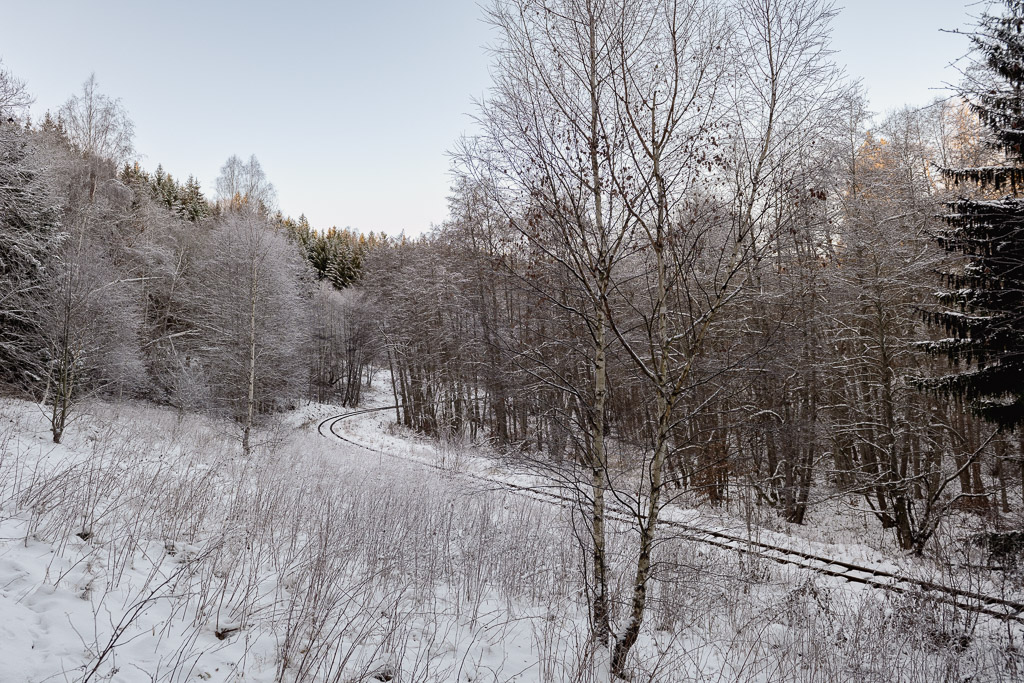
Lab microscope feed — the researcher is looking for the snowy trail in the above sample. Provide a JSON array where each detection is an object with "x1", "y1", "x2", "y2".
[{"x1": 318, "y1": 409, "x2": 1024, "y2": 625}]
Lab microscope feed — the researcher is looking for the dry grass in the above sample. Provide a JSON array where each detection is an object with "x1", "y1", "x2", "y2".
[{"x1": 0, "y1": 399, "x2": 1021, "y2": 681}]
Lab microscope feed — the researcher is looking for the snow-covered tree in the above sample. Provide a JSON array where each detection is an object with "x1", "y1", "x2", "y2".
[
  {"x1": 0, "y1": 59, "x2": 33, "y2": 120},
  {"x1": 40, "y1": 226, "x2": 145, "y2": 443},
  {"x1": 0, "y1": 119, "x2": 61, "y2": 390},
  {"x1": 189, "y1": 212, "x2": 307, "y2": 454},
  {"x1": 923, "y1": 0, "x2": 1024, "y2": 429},
  {"x1": 215, "y1": 154, "x2": 276, "y2": 213},
  {"x1": 308, "y1": 283, "x2": 376, "y2": 406},
  {"x1": 60, "y1": 74, "x2": 134, "y2": 164},
  {"x1": 59, "y1": 74, "x2": 134, "y2": 202},
  {"x1": 178, "y1": 175, "x2": 210, "y2": 222}
]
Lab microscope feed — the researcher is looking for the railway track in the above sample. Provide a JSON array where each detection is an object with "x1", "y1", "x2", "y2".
[{"x1": 318, "y1": 408, "x2": 1024, "y2": 624}]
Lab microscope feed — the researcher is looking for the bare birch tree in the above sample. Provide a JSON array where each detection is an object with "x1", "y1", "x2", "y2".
[
  {"x1": 464, "y1": 0, "x2": 638, "y2": 645},
  {"x1": 189, "y1": 212, "x2": 307, "y2": 454},
  {"x1": 593, "y1": 0, "x2": 745, "y2": 671},
  {"x1": 59, "y1": 74, "x2": 134, "y2": 202},
  {"x1": 215, "y1": 154, "x2": 277, "y2": 212}
]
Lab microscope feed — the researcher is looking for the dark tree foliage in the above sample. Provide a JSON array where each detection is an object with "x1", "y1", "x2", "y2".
[
  {"x1": 119, "y1": 162, "x2": 211, "y2": 222},
  {"x1": 178, "y1": 175, "x2": 210, "y2": 222},
  {"x1": 0, "y1": 119, "x2": 61, "y2": 389},
  {"x1": 284, "y1": 215, "x2": 388, "y2": 289},
  {"x1": 925, "y1": 0, "x2": 1024, "y2": 428}
]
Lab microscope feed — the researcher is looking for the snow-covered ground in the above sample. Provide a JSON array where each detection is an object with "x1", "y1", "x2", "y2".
[
  {"x1": 327, "y1": 399, "x2": 1024, "y2": 602},
  {"x1": 1, "y1": 394, "x2": 1021, "y2": 682}
]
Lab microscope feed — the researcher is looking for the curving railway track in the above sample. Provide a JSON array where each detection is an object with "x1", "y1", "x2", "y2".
[{"x1": 318, "y1": 408, "x2": 1024, "y2": 624}]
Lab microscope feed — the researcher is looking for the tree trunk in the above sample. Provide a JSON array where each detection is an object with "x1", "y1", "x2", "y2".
[{"x1": 242, "y1": 255, "x2": 258, "y2": 456}]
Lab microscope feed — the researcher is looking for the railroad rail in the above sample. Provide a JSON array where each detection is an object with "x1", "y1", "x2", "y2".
[{"x1": 317, "y1": 408, "x2": 1024, "y2": 624}]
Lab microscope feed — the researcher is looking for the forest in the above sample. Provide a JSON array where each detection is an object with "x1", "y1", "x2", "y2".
[{"x1": 3, "y1": 0, "x2": 1024, "y2": 681}]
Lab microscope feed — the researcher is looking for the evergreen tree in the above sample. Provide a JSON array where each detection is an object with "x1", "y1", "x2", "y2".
[
  {"x1": 178, "y1": 175, "x2": 210, "y2": 222},
  {"x1": 152, "y1": 164, "x2": 181, "y2": 212},
  {"x1": 281, "y1": 216, "x2": 381, "y2": 290},
  {"x1": 925, "y1": 0, "x2": 1024, "y2": 428},
  {"x1": 119, "y1": 161, "x2": 149, "y2": 187},
  {"x1": 0, "y1": 119, "x2": 61, "y2": 389}
]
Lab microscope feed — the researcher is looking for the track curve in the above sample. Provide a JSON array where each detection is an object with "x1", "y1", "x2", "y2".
[{"x1": 318, "y1": 408, "x2": 1024, "y2": 624}]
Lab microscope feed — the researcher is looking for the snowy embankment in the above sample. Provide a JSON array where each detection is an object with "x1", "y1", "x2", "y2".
[
  {"x1": 0, "y1": 396, "x2": 1021, "y2": 682},
  {"x1": 328, "y1": 400, "x2": 1019, "y2": 602}
]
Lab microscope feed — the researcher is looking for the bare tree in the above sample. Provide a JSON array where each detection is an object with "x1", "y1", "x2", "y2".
[
  {"x1": 309, "y1": 283, "x2": 377, "y2": 406},
  {"x1": 215, "y1": 154, "x2": 277, "y2": 212},
  {"x1": 717, "y1": 0, "x2": 851, "y2": 526},
  {"x1": 465, "y1": 0, "x2": 640, "y2": 645},
  {"x1": 463, "y1": 0, "x2": 854, "y2": 673},
  {"x1": 189, "y1": 212, "x2": 307, "y2": 454},
  {"x1": 829, "y1": 106, "x2": 983, "y2": 552},
  {"x1": 59, "y1": 74, "x2": 134, "y2": 201},
  {"x1": 40, "y1": 225, "x2": 145, "y2": 443},
  {"x1": 594, "y1": 0, "x2": 745, "y2": 671},
  {"x1": 0, "y1": 59, "x2": 33, "y2": 120}
]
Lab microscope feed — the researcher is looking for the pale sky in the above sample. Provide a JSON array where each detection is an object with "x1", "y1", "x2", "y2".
[{"x1": 0, "y1": 1, "x2": 979, "y2": 236}]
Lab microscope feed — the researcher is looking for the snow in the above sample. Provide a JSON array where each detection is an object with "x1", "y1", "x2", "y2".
[
  {"x1": 326, "y1": 397, "x2": 1020, "y2": 601},
  {"x1": 0, "y1": 399, "x2": 607, "y2": 682},
  {"x1": 0, "y1": 394, "x2": 1021, "y2": 681}
]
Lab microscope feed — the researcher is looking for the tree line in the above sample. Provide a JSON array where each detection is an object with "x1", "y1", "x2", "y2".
[
  {"x1": 0, "y1": 69, "x2": 379, "y2": 450},
  {"x1": 360, "y1": 0, "x2": 1024, "y2": 671}
]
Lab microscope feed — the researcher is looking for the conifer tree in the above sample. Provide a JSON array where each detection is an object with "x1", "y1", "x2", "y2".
[
  {"x1": 178, "y1": 175, "x2": 209, "y2": 222},
  {"x1": 152, "y1": 164, "x2": 180, "y2": 212},
  {"x1": 0, "y1": 119, "x2": 60, "y2": 389},
  {"x1": 925, "y1": 0, "x2": 1024, "y2": 428}
]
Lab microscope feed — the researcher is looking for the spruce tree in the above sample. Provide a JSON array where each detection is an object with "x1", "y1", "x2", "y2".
[
  {"x1": 151, "y1": 164, "x2": 181, "y2": 212},
  {"x1": 178, "y1": 176, "x2": 210, "y2": 222},
  {"x1": 926, "y1": 0, "x2": 1024, "y2": 428}
]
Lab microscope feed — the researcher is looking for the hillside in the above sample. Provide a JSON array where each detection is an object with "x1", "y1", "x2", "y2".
[{"x1": 1, "y1": 394, "x2": 1021, "y2": 682}]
